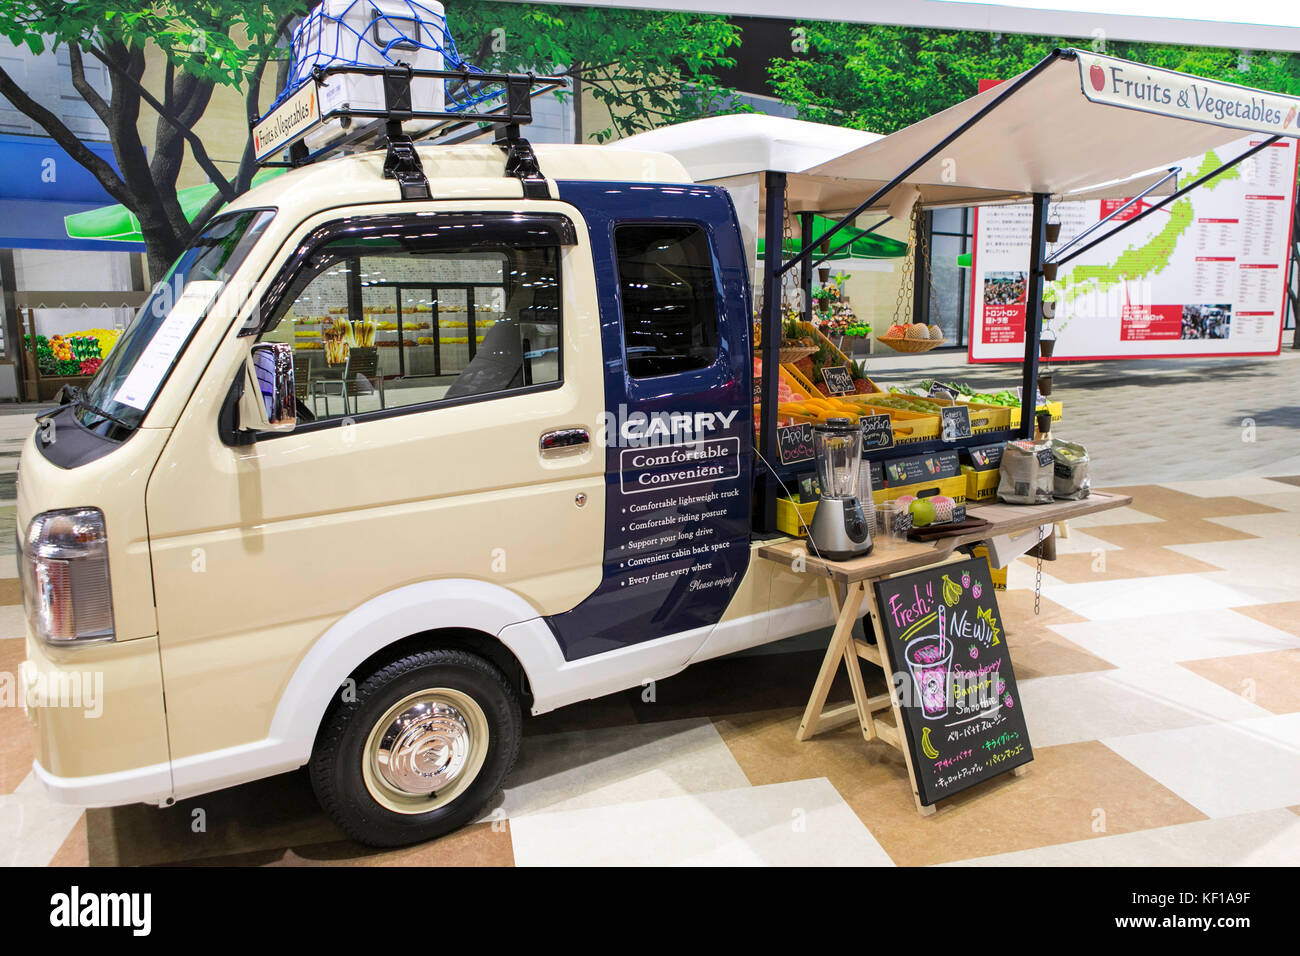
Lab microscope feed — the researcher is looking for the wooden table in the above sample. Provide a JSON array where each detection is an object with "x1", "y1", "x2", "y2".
[{"x1": 756, "y1": 491, "x2": 1133, "y2": 814}]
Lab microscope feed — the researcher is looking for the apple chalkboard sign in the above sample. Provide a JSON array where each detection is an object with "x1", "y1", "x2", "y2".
[
  {"x1": 778, "y1": 422, "x2": 816, "y2": 465},
  {"x1": 873, "y1": 557, "x2": 1033, "y2": 806}
]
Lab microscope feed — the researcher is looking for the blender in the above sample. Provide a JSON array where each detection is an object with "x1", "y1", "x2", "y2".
[{"x1": 809, "y1": 418, "x2": 873, "y2": 560}]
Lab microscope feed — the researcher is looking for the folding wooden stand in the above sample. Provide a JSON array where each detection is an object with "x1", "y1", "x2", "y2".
[{"x1": 796, "y1": 575, "x2": 937, "y2": 815}]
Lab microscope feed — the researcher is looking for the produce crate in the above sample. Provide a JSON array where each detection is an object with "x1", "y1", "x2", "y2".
[
  {"x1": 838, "y1": 397, "x2": 941, "y2": 443},
  {"x1": 962, "y1": 464, "x2": 1001, "y2": 502},
  {"x1": 797, "y1": 321, "x2": 881, "y2": 392},
  {"x1": 857, "y1": 392, "x2": 1008, "y2": 434},
  {"x1": 873, "y1": 472, "x2": 968, "y2": 508},
  {"x1": 1010, "y1": 399, "x2": 1064, "y2": 428},
  {"x1": 776, "y1": 496, "x2": 819, "y2": 537}
]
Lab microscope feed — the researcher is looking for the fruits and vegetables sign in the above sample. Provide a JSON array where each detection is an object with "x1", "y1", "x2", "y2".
[{"x1": 874, "y1": 557, "x2": 1033, "y2": 806}]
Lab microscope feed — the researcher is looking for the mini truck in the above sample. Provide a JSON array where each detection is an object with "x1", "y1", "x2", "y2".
[{"x1": 17, "y1": 67, "x2": 857, "y2": 847}]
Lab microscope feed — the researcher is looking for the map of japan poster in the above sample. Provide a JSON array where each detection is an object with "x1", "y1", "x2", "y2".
[
  {"x1": 969, "y1": 134, "x2": 1298, "y2": 360},
  {"x1": 874, "y1": 558, "x2": 1033, "y2": 806}
]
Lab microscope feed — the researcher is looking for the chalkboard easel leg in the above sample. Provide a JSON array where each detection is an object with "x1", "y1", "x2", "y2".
[{"x1": 796, "y1": 579, "x2": 867, "y2": 742}]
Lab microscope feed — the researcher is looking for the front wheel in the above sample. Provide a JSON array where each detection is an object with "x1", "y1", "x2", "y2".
[{"x1": 309, "y1": 648, "x2": 521, "y2": 847}]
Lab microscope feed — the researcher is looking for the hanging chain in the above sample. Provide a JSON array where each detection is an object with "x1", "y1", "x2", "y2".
[
  {"x1": 1034, "y1": 523, "x2": 1045, "y2": 616},
  {"x1": 780, "y1": 178, "x2": 801, "y2": 316},
  {"x1": 891, "y1": 202, "x2": 944, "y2": 328}
]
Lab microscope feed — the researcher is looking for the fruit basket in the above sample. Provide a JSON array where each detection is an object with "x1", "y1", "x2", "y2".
[
  {"x1": 876, "y1": 334, "x2": 946, "y2": 353},
  {"x1": 876, "y1": 321, "x2": 946, "y2": 353}
]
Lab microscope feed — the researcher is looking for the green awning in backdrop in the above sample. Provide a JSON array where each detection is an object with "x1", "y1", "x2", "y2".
[
  {"x1": 757, "y1": 214, "x2": 906, "y2": 261},
  {"x1": 64, "y1": 168, "x2": 287, "y2": 243}
]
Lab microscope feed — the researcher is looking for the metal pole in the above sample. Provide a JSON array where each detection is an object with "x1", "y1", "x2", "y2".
[
  {"x1": 1021, "y1": 193, "x2": 1050, "y2": 439},
  {"x1": 779, "y1": 48, "x2": 1068, "y2": 277},
  {"x1": 799, "y1": 212, "x2": 814, "y2": 325},
  {"x1": 758, "y1": 171, "x2": 787, "y2": 533},
  {"x1": 1053, "y1": 136, "x2": 1280, "y2": 268},
  {"x1": 1046, "y1": 167, "x2": 1180, "y2": 263},
  {"x1": 807, "y1": 215, "x2": 892, "y2": 273}
]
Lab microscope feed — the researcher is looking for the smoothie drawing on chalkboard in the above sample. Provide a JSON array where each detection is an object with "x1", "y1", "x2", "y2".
[{"x1": 905, "y1": 604, "x2": 954, "y2": 719}]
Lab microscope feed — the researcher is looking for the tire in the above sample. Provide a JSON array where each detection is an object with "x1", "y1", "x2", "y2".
[{"x1": 309, "y1": 648, "x2": 521, "y2": 848}]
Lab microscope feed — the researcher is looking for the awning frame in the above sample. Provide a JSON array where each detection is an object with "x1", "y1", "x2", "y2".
[{"x1": 754, "y1": 47, "x2": 1300, "y2": 534}]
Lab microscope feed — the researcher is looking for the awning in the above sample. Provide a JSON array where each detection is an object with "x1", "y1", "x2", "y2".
[
  {"x1": 800, "y1": 48, "x2": 1300, "y2": 213},
  {"x1": 65, "y1": 168, "x2": 286, "y2": 244},
  {"x1": 756, "y1": 214, "x2": 906, "y2": 260}
]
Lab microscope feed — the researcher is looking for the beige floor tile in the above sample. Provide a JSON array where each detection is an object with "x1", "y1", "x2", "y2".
[
  {"x1": 945, "y1": 808, "x2": 1300, "y2": 866},
  {"x1": 1066, "y1": 506, "x2": 1163, "y2": 528},
  {"x1": 1232, "y1": 601, "x2": 1300, "y2": 638},
  {"x1": 986, "y1": 590, "x2": 1113, "y2": 680},
  {"x1": 1104, "y1": 485, "x2": 1285, "y2": 520},
  {"x1": 1180, "y1": 649, "x2": 1300, "y2": 715},
  {"x1": 1085, "y1": 519, "x2": 1258, "y2": 549},
  {"x1": 714, "y1": 709, "x2": 1205, "y2": 866},
  {"x1": 1035, "y1": 545, "x2": 1224, "y2": 584},
  {"x1": 0, "y1": 579, "x2": 20, "y2": 607}
]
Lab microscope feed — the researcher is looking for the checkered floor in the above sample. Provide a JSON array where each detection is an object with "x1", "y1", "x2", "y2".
[{"x1": 3, "y1": 439, "x2": 1300, "y2": 863}]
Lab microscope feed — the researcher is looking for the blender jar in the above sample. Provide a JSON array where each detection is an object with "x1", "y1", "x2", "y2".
[{"x1": 813, "y1": 418, "x2": 863, "y2": 499}]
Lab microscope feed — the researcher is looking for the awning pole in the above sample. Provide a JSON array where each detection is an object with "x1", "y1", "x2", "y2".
[
  {"x1": 757, "y1": 170, "x2": 787, "y2": 533},
  {"x1": 778, "y1": 48, "x2": 1068, "y2": 278},
  {"x1": 1021, "y1": 192, "x2": 1049, "y2": 439},
  {"x1": 799, "y1": 212, "x2": 814, "y2": 324},
  {"x1": 1052, "y1": 135, "x2": 1280, "y2": 269},
  {"x1": 1047, "y1": 167, "x2": 1180, "y2": 262}
]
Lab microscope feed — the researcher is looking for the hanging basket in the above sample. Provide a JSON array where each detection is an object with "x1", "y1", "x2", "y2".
[
  {"x1": 757, "y1": 345, "x2": 818, "y2": 364},
  {"x1": 875, "y1": 334, "x2": 945, "y2": 354}
]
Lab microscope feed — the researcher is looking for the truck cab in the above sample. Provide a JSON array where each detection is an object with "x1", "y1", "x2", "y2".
[{"x1": 18, "y1": 135, "x2": 836, "y2": 846}]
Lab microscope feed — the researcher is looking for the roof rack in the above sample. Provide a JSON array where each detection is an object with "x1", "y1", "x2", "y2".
[{"x1": 251, "y1": 65, "x2": 567, "y2": 199}]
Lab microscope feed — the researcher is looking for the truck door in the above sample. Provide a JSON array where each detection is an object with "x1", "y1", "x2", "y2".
[{"x1": 545, "y1": 182, "x2": 753, "y2": 660}]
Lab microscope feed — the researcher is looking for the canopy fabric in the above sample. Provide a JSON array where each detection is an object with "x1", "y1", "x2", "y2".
[
  {"x1": 64, "y1": 168, "x2": 286, "y2": 243},
  {"x1": 800, "y1": 48, "x2": 1300, "y2": 214},
  {"x1": 756, "y1": 214, "x2": 906, "y2": 260},
  {"x1": 608, "y1": 113, "x2": 881, "y2": 181}
]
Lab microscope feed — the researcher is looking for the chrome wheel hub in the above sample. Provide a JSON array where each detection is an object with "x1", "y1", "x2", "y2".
[{"x1": 375, "y1": 699, "x2": 472, "y2": 795}]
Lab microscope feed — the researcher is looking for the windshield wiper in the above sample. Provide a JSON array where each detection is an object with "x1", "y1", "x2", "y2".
[{"x1": 58, "y1": 385, "x2": 137, "y2": 432}]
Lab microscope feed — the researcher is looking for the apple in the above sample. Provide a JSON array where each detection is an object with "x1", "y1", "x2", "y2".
[
  {"x1": 908, "y1": 498, "x2": 937, "y2": 528},
  {"x1": 1090, "y1": 63, "x2": 1105, "y2": 92}
]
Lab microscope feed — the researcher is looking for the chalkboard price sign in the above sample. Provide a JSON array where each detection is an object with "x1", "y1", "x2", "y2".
[
  {"x1": 874, "y1": 557, "x2": 1033, "y2": 806},
  {"x1": 820, "y1": 365, "x2": 855, "y2": 396},
  {"x1": 778, "y1": 422, "x2": 816, "y2": 465},
  {"x1": 940, "y1": 404, "x2": 973, "y2": 442},
  {"x1": 859, "y1": 413, "x2": 894, "y2": 452}
]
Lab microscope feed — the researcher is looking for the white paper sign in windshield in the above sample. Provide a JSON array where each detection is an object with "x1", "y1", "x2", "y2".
[
  {"x1": 1077, "y1": 51, "x2": 1300, "y2": 139},
  {"x1": 113, "y1": 280, "x2": 222, "y2": 411}
]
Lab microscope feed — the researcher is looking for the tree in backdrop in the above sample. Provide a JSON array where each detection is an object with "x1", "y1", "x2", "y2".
[
  {"x1": 0, "y1": 1, "x2": 306, "y2": 280},
  {"x1": 769, "y1": 24, "x2": 1300, "y2": 134},
  {"x1": 446, "y1": 2, "x2": 744, "y2": 143}
]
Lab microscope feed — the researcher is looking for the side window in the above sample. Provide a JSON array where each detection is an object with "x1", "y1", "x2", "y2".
[
  {"x1": 614, "y1": 223, "x2": 720, "y2": 378},
  {"x1": 261, "y1": 230, "x2": 561, "y2": 422}
]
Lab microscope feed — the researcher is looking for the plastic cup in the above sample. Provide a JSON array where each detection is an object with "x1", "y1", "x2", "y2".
[{"x1": 905, "y1": 634, "x2": 954, "y2": 720}]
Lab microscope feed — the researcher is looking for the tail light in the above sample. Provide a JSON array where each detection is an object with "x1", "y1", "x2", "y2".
[{"x1": 20, "y1": 508, "x2": 114, "y2": 645}]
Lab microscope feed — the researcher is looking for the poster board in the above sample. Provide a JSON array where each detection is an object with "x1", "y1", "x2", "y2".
[
  {"x1": 969, "y1": 134, "x2": 1299, "y2": 361},
  {"x1": 874, "y1": 557, "x2": 1033, "y2": 806}
]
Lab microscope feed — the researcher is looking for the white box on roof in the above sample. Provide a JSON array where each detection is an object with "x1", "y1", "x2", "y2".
[{"x1": 289, "y1": 0, "x2": 448, "y2": 156}]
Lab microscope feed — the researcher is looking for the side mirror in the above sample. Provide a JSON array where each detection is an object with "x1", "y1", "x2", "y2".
[{"x1": 239, "y1": 342, "x2": 296, "y2": 433}]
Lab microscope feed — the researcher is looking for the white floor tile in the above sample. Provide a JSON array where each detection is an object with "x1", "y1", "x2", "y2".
[
  {"x1": 1162, "y1": 477, "x2": 1300, "y2": 498},
  {"x1": 1018, "y1": 664, "x2": 1269, "y2": 748},
  {"x1": 1237, "y1": 491, "x2": 1300, "y2": 514},
  {"x1": 494, "y1": 718, "x2": 751, "y2": 820},
  {"x1": 1103, "y1": 713, "x2": 1300, "y2": 818},
  {"x1": 0, "y1": 554, "x2": 16, "y2": 579},
  {"x1": 1203, "y1": 511, "x2": 1300, "y2": 538},
  {"x1": 1067, "y1": 507, "x2": 1163, "y2": 528},
  {"x1": 1050, "y1": 609, "x2": 1300, "y2": 668},
  {"x1": 508, "y1": 778, "x2": 896, "y2": 866},
  {"x1": 1050, "y1": 528, "x2": 1124, "y2": 555},
  {"x1": 1039, "y1": 573, "x2": 1268, "y2": 622},
  {"x1": 943, "y1": 809, "x2": 1300, "y2": 866},
  {"x1": 0, "y1": 773, "x2": 83, "y2": 866}
]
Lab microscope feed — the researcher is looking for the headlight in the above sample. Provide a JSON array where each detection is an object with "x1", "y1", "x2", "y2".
[{"x1": 20, "y1": 508, "x2": 114, "y2": 645}]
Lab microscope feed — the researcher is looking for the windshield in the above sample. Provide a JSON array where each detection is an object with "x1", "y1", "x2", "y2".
[{"x1": 78, "y1": 209, "x2": 275, "y2": 435}]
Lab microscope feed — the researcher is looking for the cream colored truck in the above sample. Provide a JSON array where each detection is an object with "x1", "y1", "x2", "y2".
[{"x1": 18, "y1": 141, "x2": 848, "y2": 846}]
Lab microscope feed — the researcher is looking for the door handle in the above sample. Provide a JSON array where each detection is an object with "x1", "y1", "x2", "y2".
[{"x1": 540, "y1": 427, "x2": 590, "y2": 455}]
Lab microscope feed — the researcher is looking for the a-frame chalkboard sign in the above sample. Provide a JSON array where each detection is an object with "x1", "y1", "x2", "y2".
[{"x1": 873, "y1": 557, "x2": 1033, "y2": 806}]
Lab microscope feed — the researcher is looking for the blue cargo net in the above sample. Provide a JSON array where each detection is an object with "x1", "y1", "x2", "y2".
[{"x1": 269, "y1": 0, "x2": 500, "y2": 114}]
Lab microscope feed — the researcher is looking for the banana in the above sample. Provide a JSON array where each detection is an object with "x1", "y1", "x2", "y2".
[
  {"x1": 921, "y1": 726, "x2": 940, "y2": 760},
  {"x1": 941, "y1": 574, "x2": 962, "y2": 607}
]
